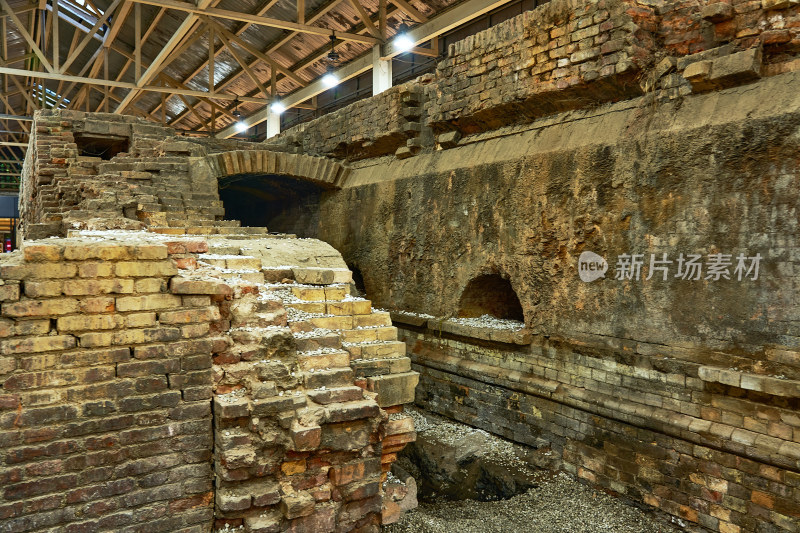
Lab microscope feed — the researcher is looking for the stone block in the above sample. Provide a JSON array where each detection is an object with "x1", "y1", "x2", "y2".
[
  {"x1": 293, "y1": 267, "x2": 334, "y2": 285},
  {"x1": 366, "y1": 372, "x2": 419, "y2": 407},
  {"x1": 762, "y1": 0, "x2": 798, "y2": 9},
  {"x1": 216, "y1": 488, "x2": 251, "y2": 512},
  {"x1": 683, "y1": 60, "x2": 714, "y2": 91},
  {"x1": 280, "y1": 491, "x2": 315, "y2": 519},
  {"x1": 437, "y1": 131, "x2": 461, "y2": 149},
  {"x1": 708, "y1": 47, "x2": 762, "y2": 87},
  {"x1": 701, "y1": 2, "x2": 734, "y2": 21}
]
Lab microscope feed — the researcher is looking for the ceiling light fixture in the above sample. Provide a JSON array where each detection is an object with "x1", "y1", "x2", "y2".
[
  {"x1": 232, "y1": 97, "x2": 247, "y2": 132},
  {"x1": 270, "y1": 95, "x2": 286, "y2": 115},
  {"x1": 394, "y1": 22, "x2": 414, "y2": 53},
  {"x1": 322, "y1": 33, "x2": 340, "y2": 88}
]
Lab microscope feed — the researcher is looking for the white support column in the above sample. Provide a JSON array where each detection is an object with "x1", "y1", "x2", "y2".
[
  {"x1": 266, "y1": 109, "x2": 281, "y2": 139},
  {"x1": 372, "y1": 45, "x2": 392, "y2": 95}
]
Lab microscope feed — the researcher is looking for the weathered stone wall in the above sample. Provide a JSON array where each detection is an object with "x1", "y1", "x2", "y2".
[
  {"x1": 265, "y1": 80, "x2": 428, "y2": 161},
  {"x1": 314, "y1": 67, "x2": 800, "y2": 532}
]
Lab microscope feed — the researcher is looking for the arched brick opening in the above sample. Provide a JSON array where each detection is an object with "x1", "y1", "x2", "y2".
[
  {"x1": 207, "y1": 150, "x2": 349, "y2": 237},
  {"x1": 458, "y1": 273, "x2": 524, "y2": 321},
  {"x1": 206, "y1": 150, "x2": 349, "y2": 189}
]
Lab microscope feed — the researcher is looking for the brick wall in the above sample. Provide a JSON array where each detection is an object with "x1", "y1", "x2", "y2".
[
  {"x1": 0, "y1": 237, "x2": 219, "y2": 533},
  {"x1": 265, "y1": 80, "x2": 427, "y2": 161},
  {"x1": 21, "y1": 111, "x2": 230, "y2": 240},
  {"x1": 399, "y1": 323, "x2": 800, "y2": 533}
]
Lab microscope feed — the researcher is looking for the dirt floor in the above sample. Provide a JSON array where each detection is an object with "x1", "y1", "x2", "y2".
[
  {"x1": 385, "y1": 408, "x2": 683, "y2": 533},
  {"x1": 383, "y1": 471, "x2": 683, "y2": 533}
]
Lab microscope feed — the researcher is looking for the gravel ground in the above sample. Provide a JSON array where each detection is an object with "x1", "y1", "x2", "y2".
[{"x1": 384, "y1": 471, "x2": 682, "y2": 533}]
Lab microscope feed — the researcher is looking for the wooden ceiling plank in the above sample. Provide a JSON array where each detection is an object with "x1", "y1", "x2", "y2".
[
  {"x1": 59, "y1": 0, "x2": 123, "y2": 74},
  {"x1": 389, "y1": 0, "x2": 427, "y2": 23},
  {"x1": 0, "y1": 0, "x2": 54, "y2": 73},
  {"x1": 213, "y1": 25, "x2": 269, "y2": 98},
  {"x1": 348, "y1": 0, "x2": 382, "y2": 39},
  {"x1": 0, "y1": 63, "x2": 274, "y2": 104},
  {"x1": 113, "y1": 0, "x2": 217, "y2": 114},
  {"x1": 211, "y1": 20, "x2": 306, "y2": 86}
]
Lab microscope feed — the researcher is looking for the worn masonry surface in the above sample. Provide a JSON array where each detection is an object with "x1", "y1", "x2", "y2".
[{"x1": 4, "y1": 0, "x2": 800, "y2": 531}]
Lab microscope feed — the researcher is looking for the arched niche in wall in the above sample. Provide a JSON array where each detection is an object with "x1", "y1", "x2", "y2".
[
  {"x1": 218, "y1": 173, "x2": 325, "y2": 237},
  {"x1": 206, "y1": 150, "x2": 349, "y2": 238},
  {"x1": 457, "y1": 273, "x2": 524, "y2": 322}
]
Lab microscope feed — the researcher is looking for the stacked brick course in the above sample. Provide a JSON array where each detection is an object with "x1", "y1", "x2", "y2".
[
  {"x1": 399, "y1": 320, "x2": 800, "y2": 533},
  {"x1": 0, "y1": 238, "x2": 219, "y2": 532},
  {"x1": 264, "y1": 81, "x2": 429, "y2": 161}
]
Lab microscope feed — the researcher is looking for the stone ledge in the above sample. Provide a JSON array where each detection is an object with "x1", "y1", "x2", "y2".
[{"x1": 698, "y1": 366, "x2": 800, "y2": 397}]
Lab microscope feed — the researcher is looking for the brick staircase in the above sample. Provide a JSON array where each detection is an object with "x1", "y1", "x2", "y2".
[{"x1": 178, "y1": 244, "x2": 417, "y2": 530}]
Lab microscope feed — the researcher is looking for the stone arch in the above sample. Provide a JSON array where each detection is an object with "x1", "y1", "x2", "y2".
[
  {"x1": 205, "y1": 150, "x2": 349, "y2": 189},
  {"x1": 457, "y1": 270, "x2": 525, "y2": 322}
]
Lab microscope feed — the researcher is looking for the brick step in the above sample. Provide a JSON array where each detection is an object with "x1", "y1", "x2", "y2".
[
  {"x1": 199, "y1": 255, "x2": 262, "y2": 270},
  {"x1": 203, "y1": 269, "x2": 265, "y2": 284},
  {"x1": 291, "y1": 285, "x2": 348, "y2": 302},
  {"x1": 167, "y1": 219, "x2": 240, "y2": 228},
  {"x1": 341, "y1": 326, "x2": 398, "y2": 343},
  {"x1": 303, "y1": 367, "x2": 353, "y2": 389},
  {"x1": 293, "y1": 267, "x2": 352, "y2": 285},
  {"x1": 322, "y1": 399, "x2": 380, "y2": 423},
  {"x1": 297, "y1": 350, "x2": 350, "y2": 371},
  {"x1": 205, "y1": 233, "x2": 295, "y2": 240},
  {"x1": 344, "y1": 340, "x2": 406, "y2": 359},
  {"x1": 306, "y1": 386, "x2": 364, "y2": 405},
  {"x1": 294, "y1": 332, "x2": 341, "y2": 352},
  {"x1": 232, "y1": 310, "x2": 287, "y2": 329},
  {"x1": 229, "y1": 326, "x2": 292, "y2": 346},
  {"x1": 351, "y1": 356, "x2": 412, "y2": 377}
]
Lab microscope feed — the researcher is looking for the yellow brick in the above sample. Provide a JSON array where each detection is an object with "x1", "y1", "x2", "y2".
[
  {"x1": 78, "y1": 262, "x2": 114, "y2": 278},
  {"x1": 112, "y1": 327, "x2": 180, "y2": 345},
  {"x1": 158, "y1": 307, "x2": 220, "y2": 324},
  {"x1": 79, "y1": 297, "x2": 115, "y2": 314},
  {"x1": 326, "y1": 301, "x2": 354, "y2": 315},
  {"x1": 0, "y1": 262, "x2": 77, "y2": 280},
  {"x1": 14, "y1": 320, "x2": 50, "y2": 336},
  {"x1": 62, "y1": 279, "x2": 135, "y2": 296},
  {"x1": 64, "y1": 244, "x2": 134, "y2": 261},
  {"x1": 324, "y1": 286, "x2": 347, "y2": 301},
  {"x1": 0, "y1": 283, "x2": 19, "y2": 302},
  {"x1": 289, "y1": 302, "x2": 326, "y2": 314},
  {"x1": 181, "y1": 323, "x2": 210, "y2": 338},
  {"x1": 134, "y1": 245, "x2": 168, "y2": 260},
  {"x1": 2, "y1": 298, "x2": 79, "y2": 317},
  {"x1": 291, "y1": 287, "x2": 326, "y2": 301},
  {"x1": 116, "y1": 294, "x2": 182, "y2": 312},
  {"x1": 114, "y1": 261, "x2": 177, "y2": 278},
  {"x1": 134, "y1": 278, "x2": 165, "y2": 293},
  {"x1": 351, "y1": 300, "x2": 372, "y2": 315},
  {"x1": 1, "y1": 335, "x2": 77, "y2": 354},
  {"x1": 125, "y1": 312, "x2": 157, "y2": 328},
  {"x1": 342, "y1": 329, "x2": 378, "y2": 343},
  {"x1": 23, "y1": 244, "x2": 64, "y2": 262},
  {"x1": 281, "y1": 459, "x2": 307, "y2": 476},
  {"x1": 19, "y1": 353, "x2": 59, "y2": 371},
  {"x1": 57, "y1": 314, "x2": 124, "y2": 332},
  {"x1": 23, "y1": 281, "x2": 63, "y2": 298},
  {"x1": 354, "y1": 312, "x2": 391, "y2": 327},
  {"x1": 79, "y1": 332, "x2": 113, "y2": 347},
  {"x1": 310, "y1": 316, "x2": 353, "y2": 330}
]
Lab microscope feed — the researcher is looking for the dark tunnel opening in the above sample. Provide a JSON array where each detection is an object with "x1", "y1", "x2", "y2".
[{"x1": 218, "y1": 173, "x2": 326, "y2": 237}]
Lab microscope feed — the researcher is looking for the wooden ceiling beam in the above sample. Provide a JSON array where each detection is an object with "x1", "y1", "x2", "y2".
[
  {"x1": 59, "y1": 0, "x2": 122, "y2": 74},
  {"x1": 127, "y1": 0, "x2": 379, "y2": 45},
  {"x1": 0, "y1": 64, "x2": 275, "y2": 104},
  {"x1": 113, "y1": 0, "x2": 217, "y2": 114},
  {"x1": 389, "y1": 0, "x2": 427, "y2": 23},
  {"x1": 0, "y1": 0, "x2": 54, "y2": 72}
]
